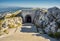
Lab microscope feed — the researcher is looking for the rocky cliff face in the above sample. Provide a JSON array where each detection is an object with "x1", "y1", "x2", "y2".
[
  {"x1": 0, "y1": 11, "x2": 22, "y2": 37},
  {"x1": 34, "y1": 7, "x2": 60, "y2": 38}
]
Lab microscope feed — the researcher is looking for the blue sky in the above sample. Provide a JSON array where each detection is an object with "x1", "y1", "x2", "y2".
[{"x1": 0, "y1": 0, "x2": 60, "y2": 8}]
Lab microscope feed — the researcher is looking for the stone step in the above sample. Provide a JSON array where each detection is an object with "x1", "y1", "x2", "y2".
[
  {"x1": 23, "y1": 23, "x2": 34, "y2": 26},
  {"x1": 20, "y1": 25, "x2": 37, "y2": 33}
]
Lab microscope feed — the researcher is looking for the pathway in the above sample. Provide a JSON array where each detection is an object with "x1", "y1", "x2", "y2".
[{"x1": 0, "y1": 23, "x2": 59, "y2": 41}]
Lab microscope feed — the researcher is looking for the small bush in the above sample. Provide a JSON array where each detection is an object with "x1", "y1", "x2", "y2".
[
  {"x1": 8, "y1": 24, "x2": 16, "y2": 28},
  {"x1": 48, "y1": 32, "x2": 60, "y2": 38},
  {"x1": 3, "y1": 30, "x2": 9, "y2": 34},
  {"x1": 54, "y1": 32, "x2": 60, "y2": 38},
  {"x1": 48, "y1": 33, "x2": 55, "y2": 38}
]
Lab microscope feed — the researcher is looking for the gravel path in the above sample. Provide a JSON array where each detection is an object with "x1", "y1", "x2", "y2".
[{"x1": 0, "y1": 23, "x2": 59, "y2": 41}]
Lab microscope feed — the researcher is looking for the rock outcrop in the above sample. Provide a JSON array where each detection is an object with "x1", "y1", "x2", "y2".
[
  {"x1": 0, "y1": 10, "x2": 22, "y2": 37},
  {"x1": 34, "y1": 7, "x2": 60, "y2": 38}
]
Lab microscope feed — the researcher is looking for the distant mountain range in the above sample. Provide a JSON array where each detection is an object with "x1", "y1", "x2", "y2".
[{"x1": 0, "y1": 7, "x2": 32, "y2": 14}]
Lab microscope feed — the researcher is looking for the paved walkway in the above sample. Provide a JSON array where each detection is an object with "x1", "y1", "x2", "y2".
[{"x1": 0, "y1": 23, "x2": 59, "y2": 41}]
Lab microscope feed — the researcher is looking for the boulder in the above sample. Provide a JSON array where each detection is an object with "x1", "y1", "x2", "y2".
[{"x1": 34, "y1": 7, "x2": 60, "y2": 38}]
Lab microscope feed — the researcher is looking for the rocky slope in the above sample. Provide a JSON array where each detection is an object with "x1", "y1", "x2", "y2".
[
  {"x1": 34, "y1": 7, "x2": 60, "y2": 38},
  {"x1": 0, "y1": 10, "x2": 22, "y2": 38}
]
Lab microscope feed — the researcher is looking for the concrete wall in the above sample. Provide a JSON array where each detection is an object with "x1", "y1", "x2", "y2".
[{"x1": 21, "y1": 9, "x2": 40, "y2": 23}]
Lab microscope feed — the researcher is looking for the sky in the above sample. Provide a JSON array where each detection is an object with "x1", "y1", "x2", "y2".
[{"x1": 0, "y1": 0, "x2": 60, "y2": 8}]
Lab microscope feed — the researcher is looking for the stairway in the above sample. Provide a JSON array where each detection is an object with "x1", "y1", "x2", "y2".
[{"x1": 23, "y1": 23, "x2": 34, "y2": 26}]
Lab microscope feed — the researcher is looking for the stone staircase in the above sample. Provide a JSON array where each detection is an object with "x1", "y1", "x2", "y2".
[
  {"x1": 23, "y1": 23, "x2": 34, "y2": 26},
  {"x1": 21, "y1": 23, "x2": 37, "y2": 33}
]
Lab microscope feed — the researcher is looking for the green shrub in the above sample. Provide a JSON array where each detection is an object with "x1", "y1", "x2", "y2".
[
  {"x1": 48, "y1": 32, "x2": 60, "y2": 38},
  {"x1": 48, "y1": 33, "x2": 55, "y2": 38},
  {"x1": 8, "y1": 24, "x2": 16, "y2": 28},
  {"x1": 54, "y1": 32, "x2": 60, "y2": 38},
  {"x1": 3, "y1": 30, "x2": 9, "y2": 34}
]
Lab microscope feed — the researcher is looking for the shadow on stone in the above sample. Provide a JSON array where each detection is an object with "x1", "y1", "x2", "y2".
[{"x1": 32, "y1": 33, "x2": 59, "y2": 41}]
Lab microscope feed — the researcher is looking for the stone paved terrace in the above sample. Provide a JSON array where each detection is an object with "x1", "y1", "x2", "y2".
[{"x1": 0, "y1": 23, "x2": 59, "y2": 41}]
